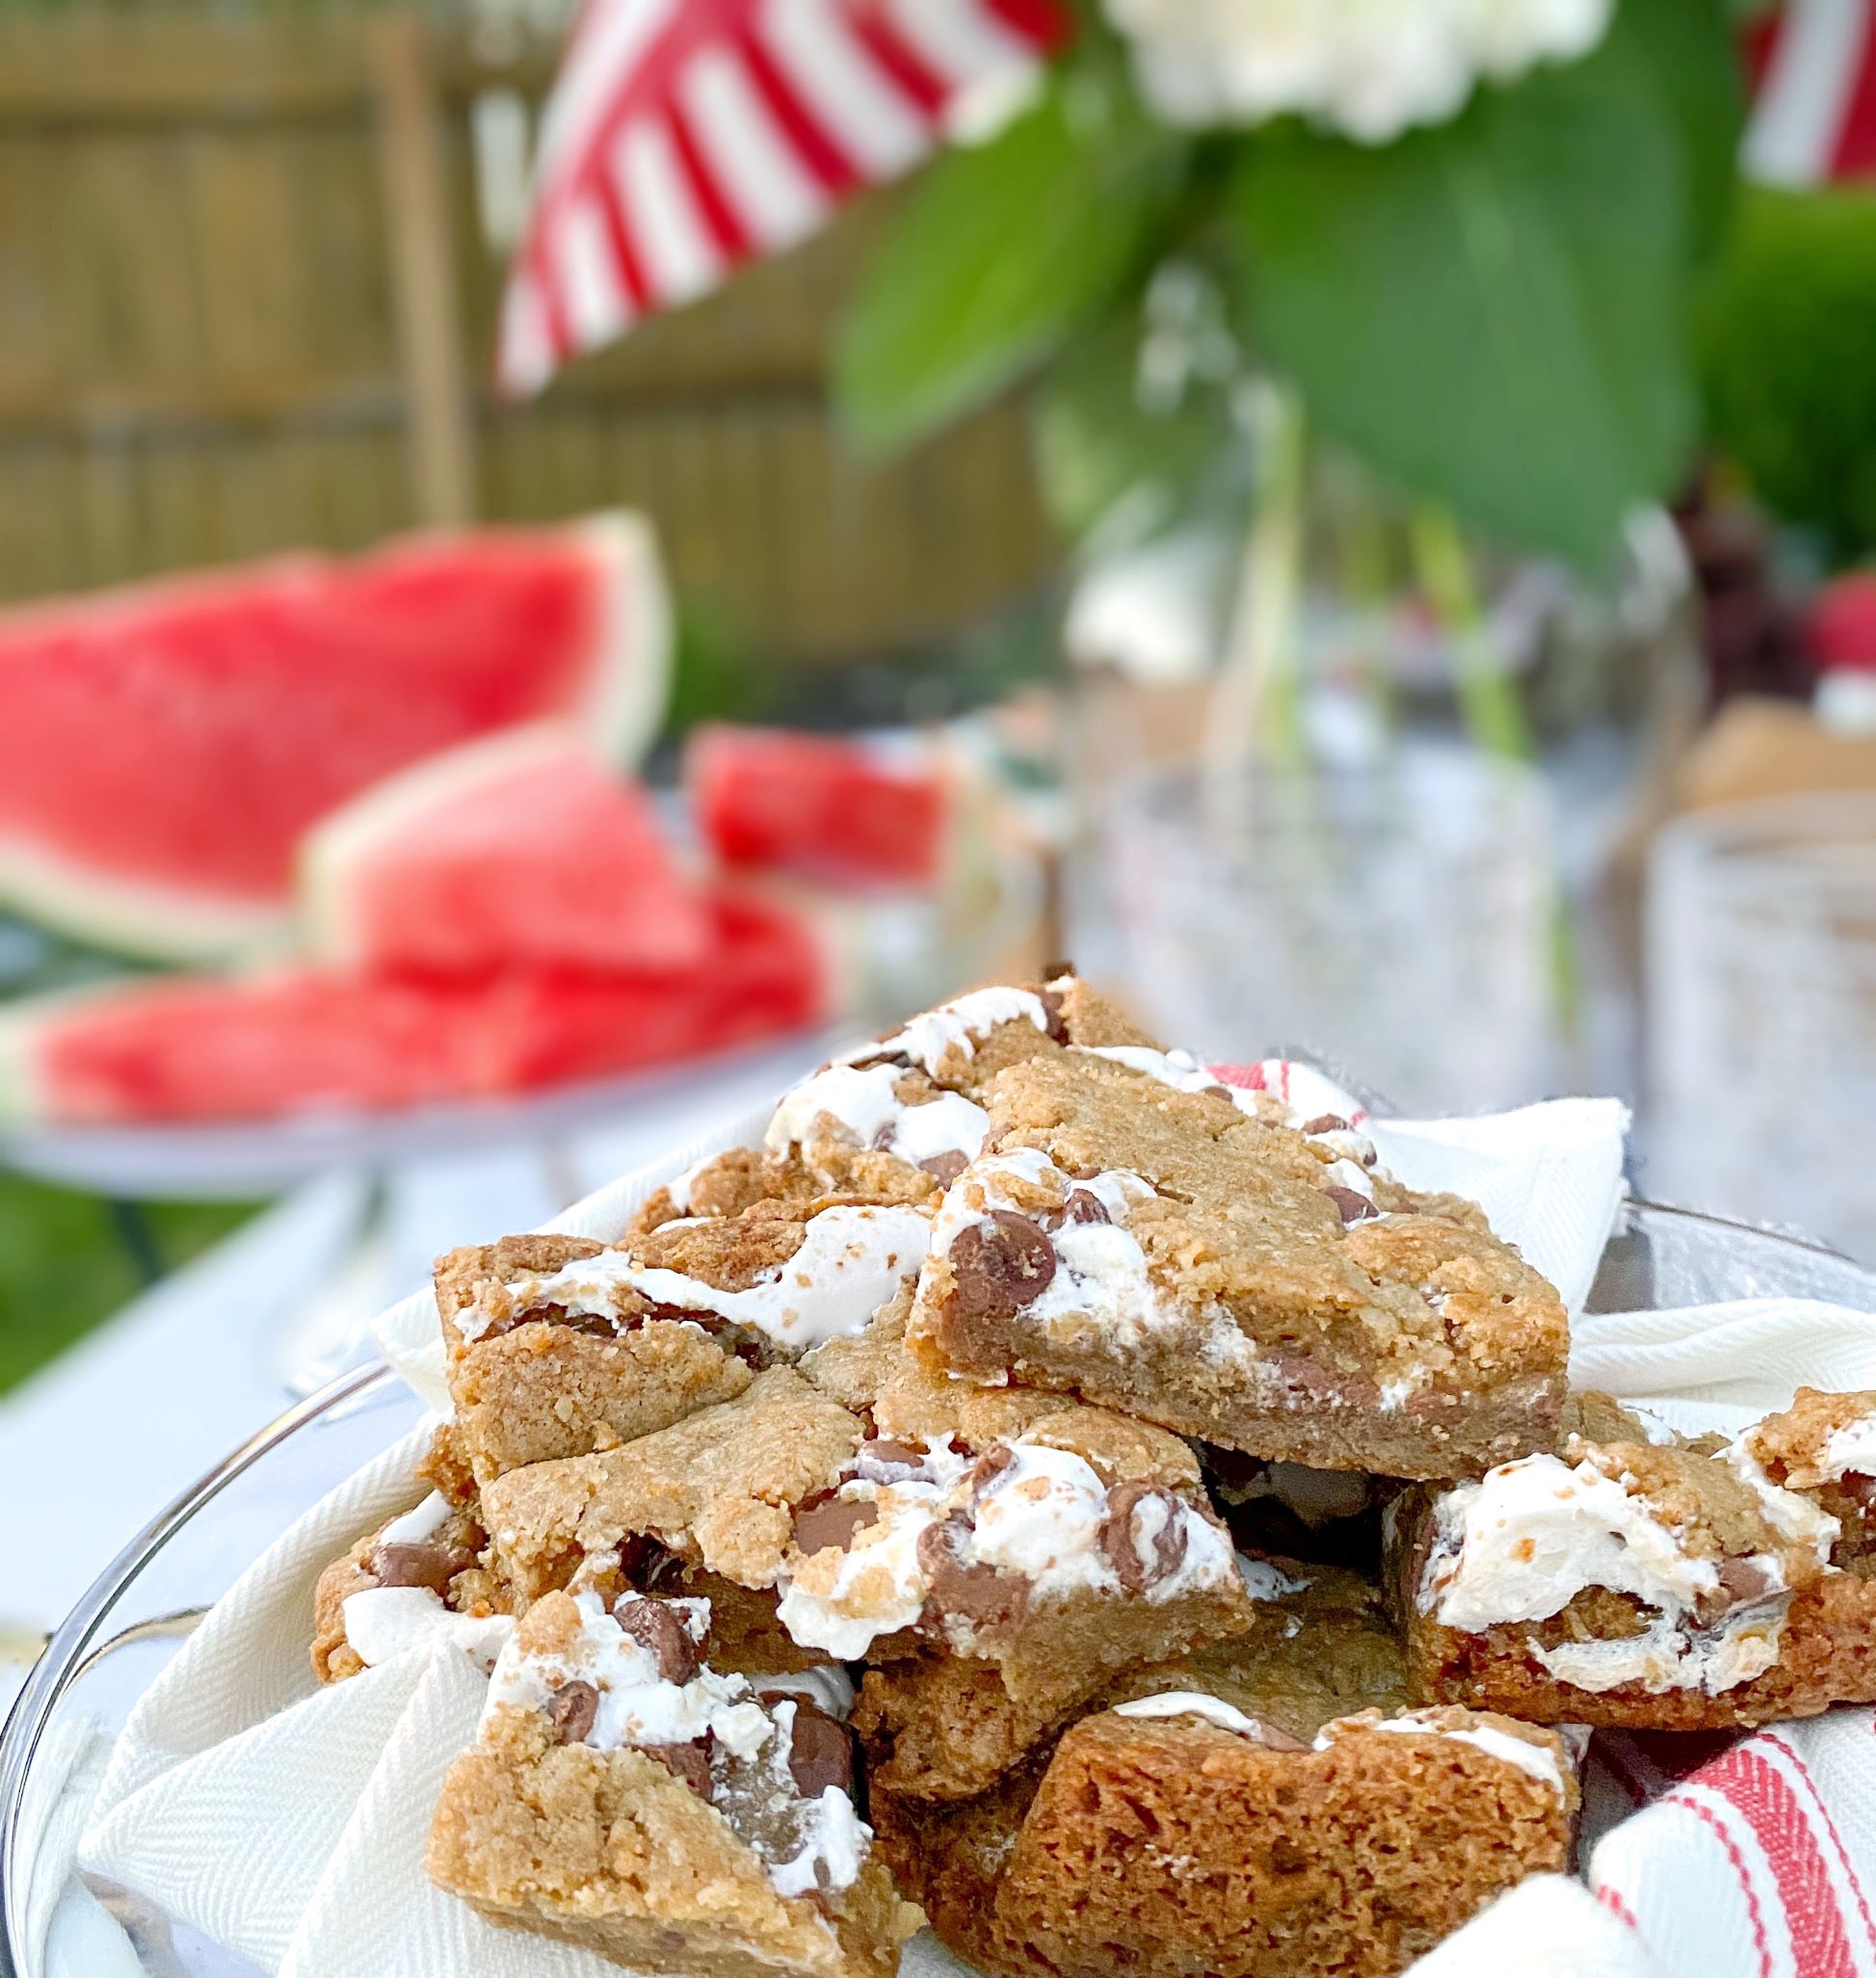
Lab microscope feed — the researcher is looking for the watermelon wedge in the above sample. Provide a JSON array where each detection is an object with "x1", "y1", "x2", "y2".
[
  {"x1": 686, "y1": 725, "x2": 953, "y2": 889},
  {"x1": 301, "y1": 725, "x2": 708, "y2": 975},
  {"x1": 0, "y1": 896, "x2": 826, "y2": 1126},
  {"x1": 0, "y1": 514, "x2": 670, "y2": 963}
]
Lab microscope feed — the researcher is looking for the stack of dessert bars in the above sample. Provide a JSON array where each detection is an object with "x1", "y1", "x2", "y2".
[{"x1": 311, "y1": 975, "x2": 1876, "y2": 1978}]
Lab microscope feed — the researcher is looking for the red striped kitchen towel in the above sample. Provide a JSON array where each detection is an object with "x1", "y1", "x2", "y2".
[
  {"x1": 498, "y1": 0, "x2": 1066, "y2": 394},
  {"x1": 1581, "y1": 1712, "x2": 1876, "y2": 1978}
]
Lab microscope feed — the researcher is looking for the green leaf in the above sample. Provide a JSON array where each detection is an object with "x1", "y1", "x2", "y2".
[
  {"x1": 1234, "y1": 28, "x2": 1716, "y2": 569},
  {"x1": 835, "y1": 82, "x2": 1187, "y2": 455},
  {"x1": 1616, "y1": 0, "x2": 1748, "y2": 266},
  {"x1": 1699, "y1": 185, "x2": 1876, "y2": 559}
]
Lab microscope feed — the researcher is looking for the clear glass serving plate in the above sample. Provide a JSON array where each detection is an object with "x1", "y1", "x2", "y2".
[{"x1": 5, "y1": 1202, "x2": 1875, "y2": 1977}]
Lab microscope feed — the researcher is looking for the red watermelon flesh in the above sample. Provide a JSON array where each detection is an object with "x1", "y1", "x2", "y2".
[
  {"x1": 0, "y1": 514, "x2": 670, "y2": 962},
  {"x1": 0, "y1": 893, "x2": 826, "y2": 1126},
  {"x1": 302, "y1": 726, "x2": 709, "y2": 975},
  {"x1": 686, "y1": 725, "x2": 950, "y2": 888}
]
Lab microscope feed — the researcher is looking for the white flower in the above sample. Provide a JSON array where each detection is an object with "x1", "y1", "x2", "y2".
[{"x1": 1103, "y1": 0, "x2": 1614, "y2": 144}]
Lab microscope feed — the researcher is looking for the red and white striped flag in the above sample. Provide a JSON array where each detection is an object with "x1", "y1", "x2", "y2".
[
  {"x1": 499, "y1": 0, "x2": 1068, "y2": 396},
  {"x1": 1745, "y1": 0, "x2": 1876, "y2": 186}
]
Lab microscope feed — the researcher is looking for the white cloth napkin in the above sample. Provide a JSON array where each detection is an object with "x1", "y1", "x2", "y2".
[{"x1": 1572, "y1": 1299, "x2": 1876, "y2": 1440}]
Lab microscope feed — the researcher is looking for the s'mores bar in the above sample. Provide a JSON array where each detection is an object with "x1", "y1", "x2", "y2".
[
  {"x1": 870, "y1": 1562, "x2": 1576, "y2": 1978},
  {"x1": 1394, "y1": 1389, "x2": 1876, "y2": 1727},
  {"x1": 437, "y1": 1195, "x2": 928, "y2": 1486},
  {"x1": 481, "y1": 1366, "x2": 866, "y2": 1616},
  {"x1": 635, "y1": 974, "x2": 1157, "y2": 1233},
  {"x1": 311, "y1": 1488, "x2": 513, "y2": 1683},
  {"x1": 855, "y1": 1554, "x2": 1402, "y2": 1803},
  {"x1": 427, "y1": 1591, "x2": 920, "y2": 1978},
  {"x1": 911, "y1": 1051, "x2": 1567, "y2": 1479}
]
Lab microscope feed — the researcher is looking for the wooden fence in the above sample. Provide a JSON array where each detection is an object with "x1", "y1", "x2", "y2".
[{"x1": 0, "y1": 11, "x2": 1057, "y2": 670}]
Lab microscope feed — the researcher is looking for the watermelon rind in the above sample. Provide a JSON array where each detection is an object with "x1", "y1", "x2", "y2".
[
  {"x1": 296, "y1": 719, "x2": 635, "y2": 972},
  {"x1": 573, "y1": 510, "x2": 674, "y2": 772},
  {"x1": 0, "y1": 511, "x2": 671, "y2": 964}
]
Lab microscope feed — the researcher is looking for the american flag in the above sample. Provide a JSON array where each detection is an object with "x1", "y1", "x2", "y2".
[{"x1": 499, "y1": 0, "x2": 1068, "y2": 396}]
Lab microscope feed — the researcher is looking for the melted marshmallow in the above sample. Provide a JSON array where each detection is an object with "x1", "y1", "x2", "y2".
[
  {"x1": 1425, "y1": 1450, "x2": 1810, "y2": 1696},
  {"x1": 340, "y1": 1587, "x2": 513, "y2": 1672},
  {"x1": 1721, "y1": 1439, "x2": 1840, "y2": 1565},
  {"x1": 1821, "y1": 1412, "x2": 1876, "y2": 1484},
  {"x1": 935, "y1": 1150, "x2": 1186, "y2": 1351},
  {"x1": 1342, "y1": 1713, "x2": 1567, "y2": 1794},
  {"x1": 838, "y1": 987, "x2": 1049, "y2": 1081},
  {"x1": 776, "y1": 1434, "x2": 1237, "y2": 1660},
  {"x1": 766, "y1": 1060, "x2": 990, "y2": 1170},
  {"x1": 486, "y1": 1593, "x2": 771, "y2": 1757},
  {"x1": 1529, "y1": 1601, "x2": 1788, "y2": 1697},
  {"x1": 467, "y1": 1204, "x2": 930, "y2": 1351},
  {"x1": 1424, "y1": 1453, "x2": 1735, "y2": 1632},
  {"x1": 378, "y1": 1491, "x2": 453, "y2": 1546},
  {"x1": 1113, "y1": 1691, "x2": 1275, "y2": 1738}
]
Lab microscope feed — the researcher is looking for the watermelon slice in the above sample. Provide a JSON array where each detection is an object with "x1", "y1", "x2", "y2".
[
  {"x1": 0, "y1": 514, "x2": 670, "y2": 963},
  {"x1": 0, "y1": 896, "x2": 826, "y2": 1126},
  {"x1": 301, "y1": 725, "x2": 708, "y2": 975},
  {"x1": 686, "y1": 725, "x2": 953, "y2": 889}
]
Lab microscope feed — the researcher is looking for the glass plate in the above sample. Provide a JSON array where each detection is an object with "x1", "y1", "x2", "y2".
[{"x1": 6, "y1": 1202, "x2": 1874, "y2": 1977}]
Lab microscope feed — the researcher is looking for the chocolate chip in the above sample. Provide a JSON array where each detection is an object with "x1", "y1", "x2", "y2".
[
  {"x1": 1062, "y1": 1189, "x2": 1110, "y2": 1226},
  {"x1": 643, "y1": 1739, "x2": 714, "y2": 1800},
  {"x1": 1038, "y1": 983, "x2": 1070, "y2": 1042},
  {"x1": 779, "y1": 1700, "x2": 855, "y2": 1799},
  {"x1": 1716, "y1": 1557, "x2": 1778, "y2": 1610},
  {"x1": 612, "y1": 1596, "x2": 701, "y2": 1684},
  {"x1": 947, "y1": 1210, "x2": 1056, "y2": 1324},
  {"x1": 1301, "y1": 1114, "x2": 1350, "y2": 1136},
  {"x1": 1325, "y1": 1186, "x2": 1379, "y2": 1225},
  {"x1": 858, "y1": 1437, "x2": 927, "y2": 1478},
  {"x1": 1097, "y1": 1481, "x2": 1190, "y2": 1594},
  {"x1": 966, "y1": 1443, "x2": 1017, "y2": 1494},
  {"x1": 371, "y1": 1541, "x2": 477, "y2": 1593},
  {"x1": 792, "y1": 1492, "x2": 879, "y2": 1558},
  {"x1": 547, "y1": 1679, "x2": 598, "y2": 1745},
  {"x1": 916, "y1": 1515, "x2": 1030, "y2": 1632},
  {"x1": 919, "y1": 1150, "x2": 968, "y2": 1188}
]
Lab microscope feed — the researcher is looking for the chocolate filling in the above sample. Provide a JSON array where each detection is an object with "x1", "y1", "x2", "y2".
[
  {"x1": 547, "y1": 1679, "x2": 599, "y2": 1745},
  {"x1": 371, "y1": 1540, "x2": 479, "y2": 1593},
  {"x1": 1301, "y1": 1114, "x2": 1350, "y2": 1136},
  {"x1": 617, "y1": 1534, "x2": 689, "y2": 1596},
  {"x1": 793, "y1": 1492, "x2": 881, "y2": 1557},
  {"x1": 916, "y1": 1514, "x2": 1031, "y2": 1633},
  {"x1": 613, "y1": 1594, "x2": 701, "y2": 1684},
  {"x1": 1097, "y1": 1481, "x2": 1191, "y2": 1594},
  {"x1": 644, "y1": 1739, "x2": 715, "y2": 1800},
  {"x1": 772, "y1": 1698, "x2": 857, "y2": 1799},
  {"x1": 1325, "y1": 1186, "x2": 1380, "y2": 1226},
  {"x1": 919, "y1": 1150, "x2": 969, "y2": 1188},
  {"x1": 947, "y1": 1210, "x2": 1056, "y2": 1325}
]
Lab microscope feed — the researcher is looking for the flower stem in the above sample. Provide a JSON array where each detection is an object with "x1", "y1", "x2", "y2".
[
  {"x1": 1204, "y1": 384, "x2": 1308, "y2": 820},
  {"x1": 1408, "y1": 503, "x2": 1533, "y2": 764}
]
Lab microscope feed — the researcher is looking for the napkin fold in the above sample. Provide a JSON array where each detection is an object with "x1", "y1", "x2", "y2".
[
  {"x1": 1572, "y1": 1300, "x2": 1876, "y2": 1440},
  {"x1": 93, "y1": 1420, "x2": 436, "y2": 1812},
  {"x1": 84, "y1": 1657, "x2": 434, "y2": 1972}
]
